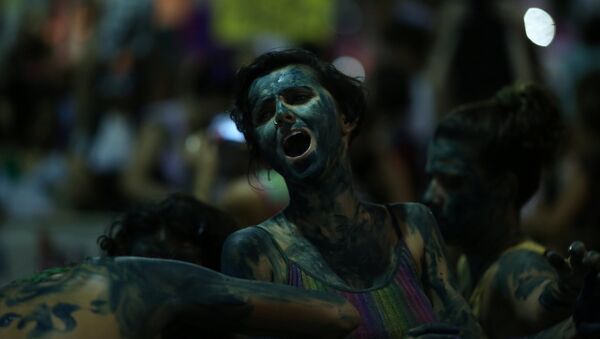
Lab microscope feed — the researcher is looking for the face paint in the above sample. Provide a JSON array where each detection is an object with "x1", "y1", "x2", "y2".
[
  {"x1": 248, "y1": 65, "x2": 346, "y2": 182},
  {"x1": 423, "y1": 137, "x2": 494, "y2": 247}
]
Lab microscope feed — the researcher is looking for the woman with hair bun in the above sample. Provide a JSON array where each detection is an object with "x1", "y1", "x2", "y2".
[{"x1": 424, "y1": 83, "x2": 600, "y2": 337}]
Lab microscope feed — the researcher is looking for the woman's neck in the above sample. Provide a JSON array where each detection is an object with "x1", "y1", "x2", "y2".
[
  {"x1": 464, "y1": 208, "x2": 524, "y2": 283},
  {"x1": 284, "y1": 159, "x2": 364, "y2": 238}
]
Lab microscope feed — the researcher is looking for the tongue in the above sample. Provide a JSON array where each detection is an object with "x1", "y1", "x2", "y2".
[{"x1": 283, "y1": 132, "x2": 311, "y2": 157}]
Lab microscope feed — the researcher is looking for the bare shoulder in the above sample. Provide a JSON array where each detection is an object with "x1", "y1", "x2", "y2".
[
  {"x1": 386, "y1": 202, "x2": 436, "y2": 240},
  {"x1": 221, "y1": 222, "x2": 286, "y2": 281},
  {"x1": 385, "y1": 202, "x2": 436, "y2": 271}
]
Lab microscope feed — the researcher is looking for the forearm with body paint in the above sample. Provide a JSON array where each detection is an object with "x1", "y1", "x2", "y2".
[
  {"x1": 1, "y1": 257, "x2": 358, "y2": 339},
  {"x1": 107, "y1": 257, "x2": 359, "y2": 338}
]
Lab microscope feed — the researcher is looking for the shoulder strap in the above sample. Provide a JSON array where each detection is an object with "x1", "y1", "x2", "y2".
[
  {"x1": 254, "y1": 223, "x2": 291, "y2": 266},
  {"x1": 384, "y1": 204, "x2": 404, "y2": 239},
  {"x1": 505, "y1": 240, "x2": 546, "y2": 255}
]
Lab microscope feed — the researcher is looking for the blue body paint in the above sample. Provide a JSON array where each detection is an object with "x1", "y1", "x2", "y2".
[
  {"x1": 0, "y1": 313, "x2": 21, "y2": 328},
  {"x1": 249, "y1": 65, "x2": 345, "y2": 183},
  {"x1": 52, "y1": 303, "x2": 80, "y2": 331}
]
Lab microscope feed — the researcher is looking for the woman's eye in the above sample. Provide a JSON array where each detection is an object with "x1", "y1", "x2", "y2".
[
  {"x1": 438, "y1": 174, "x2": 464, "y2": 190},
  {"x1": 253, "y1": 100, "x2": 275, "y2": 125},
  {"x1": 285, "y1": 91, "x2": 313, "y2": 105}
]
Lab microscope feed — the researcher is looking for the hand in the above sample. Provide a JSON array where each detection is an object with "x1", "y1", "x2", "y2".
[
  {"x1": 406, "y1": 323, "x2": 461, "y2": 339},
  {"x1": 547, "y1": 241, "x2": 600, "y2": 337},
  {"x1": 573, "y1": 251, "x2": 600, "y2": 337},
  {"x1": 546, "y1": 241, "x2": 590, "y2": 298}
]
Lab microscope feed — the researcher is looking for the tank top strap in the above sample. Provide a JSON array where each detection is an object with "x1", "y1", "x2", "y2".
[
  {"x1": 384, "y1": 204, "x2": 404, "y2": 240},
  {"x1": 384, "y1": 204, "x2": 428, "y2": 292},
  {"x1": 254, "y1": 224, "x2": 291, "y2": 282},
  {"x1": 254, "y1": 224, "x2": 288, "y2": 260}
]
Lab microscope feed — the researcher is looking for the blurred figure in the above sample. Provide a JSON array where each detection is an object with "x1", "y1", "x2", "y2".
[
  {"x1": 423, "y1": 83, "x2": 600, "y2": 337},
  {"x1": 98, "y1": 192, "x2": 239, "y2": 271},
  {"x1": 428, "y1": 0, "x2": 541, "y2": 115},
  {"x1": 121, "y1": 60, "x2": 229, "y2": 203},
  {"x1": 67, "y1": 47, "x2": 137, "y2": 211},
  {"x1": 546, "y1": 8, "x2": 600, "y2": 118},
  {"x1": 0, "y1": 8, "x2": 70, "y2": 219},
  {"x1": 352, "y1": 62, "x2": 417, "y2": 203},
  {"x1": 524, "y1": 71, "x2": 600, "y2": 252}
]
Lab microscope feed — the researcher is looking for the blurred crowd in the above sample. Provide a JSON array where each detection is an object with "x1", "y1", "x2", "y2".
[{"x1": 0, "y1": 0, "x2": 599, "y2": 270}]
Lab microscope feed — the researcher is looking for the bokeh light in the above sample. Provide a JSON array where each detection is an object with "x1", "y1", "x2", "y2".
[
  {"x1": 332, "y1": 56, "x2": 366, "y2": 81},
  {"x1": 524, "y1": 8, "x2": 556, "y2": 47}
]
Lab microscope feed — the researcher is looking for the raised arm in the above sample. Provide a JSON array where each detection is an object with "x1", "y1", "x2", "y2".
[
  {"x1": 0, "y1": 257, "x2": 359, "y2": 339},
  {"x1": 406, "y1": 203, "x2": 485, "y2": 338}
]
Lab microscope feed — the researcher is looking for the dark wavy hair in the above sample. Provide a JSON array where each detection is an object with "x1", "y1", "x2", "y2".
[
  {"x1": 229, "y1": 49, "x2": 366, "y2": 162},
  {"x1": 435, "y1": 83, "x2": 565, "y2": 207},
  {"x1": 97, "y1": 193, "x2": 238, "y2": 271}
]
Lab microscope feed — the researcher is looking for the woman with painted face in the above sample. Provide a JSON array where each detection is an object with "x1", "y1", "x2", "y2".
[
  {"x1": 221, "y1": 49, "x2": 483, "y2": 338},
  {"x1": 424, "y1": 83, "x2": 600, "y2": 338}
]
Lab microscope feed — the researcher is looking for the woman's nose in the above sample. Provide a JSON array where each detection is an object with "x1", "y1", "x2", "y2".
[
  {"x1": 275, "y1": 100, "x2": 296, "y2": 127},
  {"x1": 423, "y1": 181, "x2": 441, "y2": 206}
]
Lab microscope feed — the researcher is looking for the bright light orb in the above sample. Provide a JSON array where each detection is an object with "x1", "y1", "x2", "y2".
[
  {"x1": 332, "y1": 56, "x2": 366, "y2": 81},
  {"x1": 524, "y1": 8, "x2": 556, "y2": 47}
]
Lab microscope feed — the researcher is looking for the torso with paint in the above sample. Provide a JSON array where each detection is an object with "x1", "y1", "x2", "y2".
[{"x1": 254, "y1": 204, "x2": 438, "y2": 338}]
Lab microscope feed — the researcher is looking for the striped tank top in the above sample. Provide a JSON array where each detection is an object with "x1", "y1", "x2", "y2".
[{"x1": 258, "y1": 206, "x2": 437, "y2": 338}]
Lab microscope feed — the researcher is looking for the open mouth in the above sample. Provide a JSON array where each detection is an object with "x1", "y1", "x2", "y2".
[{"x1": 282, "y1": 129, "x2": 313, "y2": 159}]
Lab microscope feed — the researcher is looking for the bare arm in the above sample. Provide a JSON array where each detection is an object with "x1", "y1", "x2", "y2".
[
  {"x1": 406, "y1": 203, "x2": 485, "y2": 339},
  {"x1": 0, "y1": 257, "x2": 359, "y2": 339}
]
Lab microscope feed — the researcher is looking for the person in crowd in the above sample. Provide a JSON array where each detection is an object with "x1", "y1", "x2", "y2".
[
  {"x1": 221, "y1": 48, "x2": 482, "y2": 338},
  {"x1": 0, "y1": 256, "x2": 360, "y2": 339},
  {"x1": 98, "y1": 192, "x2": 239, "y2": 271},
  {"x1": 1, "y1": 193, "x2": 359, "y2": 338},
  {"x1": 524, "y1": 71, "x2": 600, "y2": 253},
  {"x1": 121, "y1": 60, "x2": 228, "y2": 204},
  {"x1": 423, "y1": 83, "x2": 600, "y2": 338}
]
